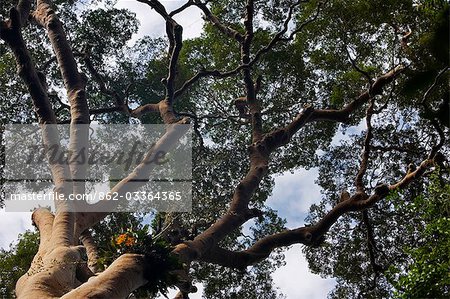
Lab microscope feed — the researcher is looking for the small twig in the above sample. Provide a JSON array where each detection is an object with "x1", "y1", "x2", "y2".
[
  {"x1": 421, "y1": 67, "x2": 448, "y2": 105},
  {"x1": 193, "y1": 0, "x2": 244, "y2": 42},
  {"x1": 252, "y1": 0, "x2": 319, "y2": 63},
  {"x1": 355, "y1": 96, "x2": 376, "y2": 193},
  {"x1": 153, "y1": 214, "x2": 181, "y2": 242},
  {"x1": 362, "y1": 210, "x2": 383, "y2": 274},
  {"x1": 346, "y1": 47, "x2": 373, "y2": 89}
]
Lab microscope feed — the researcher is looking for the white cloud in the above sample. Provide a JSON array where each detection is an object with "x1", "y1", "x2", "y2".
[
  {"x1": 115, "y1": 1, "x2": 163, "y2": 40},
  {"x1": 162, "y1": 283, "x2": 203, "y2": 299},
  {"x1": 331, "y1": 120, "x2": 366, "y2": 146},
  {"x1": 273, "y1": 245, "x2": 335, "y2": 299},
  {"x1": 172, "y1": 6, "x2": 204, "y2": 40},
  {"x1": 266, "y1": 170, "x2": 336, "y2": 297},
  {"x1": 268, "y1": 168, "x2": 321, "y2": 227},
  {"x1": 115, "y1": 1, "x2": 203, "y2": 42},
  {"x1": 0, "y1": 209, "x2": 33, "y2": 249}
]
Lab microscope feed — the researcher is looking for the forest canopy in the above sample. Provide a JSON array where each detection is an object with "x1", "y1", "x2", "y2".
[{"x1": 0, "y1": 0, "x2": 449, "y2": 298}]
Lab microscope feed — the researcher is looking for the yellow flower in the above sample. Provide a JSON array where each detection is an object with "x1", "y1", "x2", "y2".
[
  {"x1": 115, "y1": 234, "x2": 126, "y2": 245},
  {"x1": 124, "y1": 236, "x2": 135, "y2": 246},
  {"x1": 115, "y1": 233, "x2": 135, "y2": 246}
]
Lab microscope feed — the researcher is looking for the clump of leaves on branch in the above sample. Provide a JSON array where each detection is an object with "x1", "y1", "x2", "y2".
[{"x1": 98, "y1": 224, "x2": 182, "y2": 298}]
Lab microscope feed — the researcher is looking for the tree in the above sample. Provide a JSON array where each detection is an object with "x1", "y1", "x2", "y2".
[
  {"x1": 0, "y1": 231, "x2": 39, "y2": 297},
  {"x1": 386, "y1": 171, "x2": 450, "y2": 298},
  {"x1": 0, "y1": 0, "x2": 448, "y2": 298}
]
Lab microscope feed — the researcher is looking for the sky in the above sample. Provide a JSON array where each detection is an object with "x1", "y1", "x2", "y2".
[{"x1": 0, "y1": 1, "x2": 336, "y2": 298}]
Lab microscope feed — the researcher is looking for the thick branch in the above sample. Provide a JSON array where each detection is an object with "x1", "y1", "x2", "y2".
[
  {"x1": 173, "y1": 106, "x2": 314, "y2": 261},
  {"x1": 169, "y1": 0, "x2": 194, "y2": 17},
  {"x1": 263, "y1": 105, "x2": 315, "y2": 152},
  {"x1": 61, "y1": 254, "x2": 147, "y2": 299},
  {"x1": 130, "y1": 103, "x2": 160, "y2": 117},
  {"x1": 32, "y1": 208, "x2": 54, "y2": 253},
  {"x1": 16, "y1": 0, "x2": 32, "y2": 26},
  {"x1": 362, "y1": 210, "x2": 383, "y2": 273},
  {"x1": 309, "y1": 65, "x2": 404, "y2": 123},
  {"x1": 355, "y1": 97, "x2": 375, "y2": 192},
  {"x1": 1, "y1": 8, "x2": 56, "y2": 125},
  {"x1": 79, "y1": 230, "x2": 100, "y2": 273},
  {"x1": 1, "y1": 7, "x2": 74, "y2": 247},
  {"x1": 166, "y1": 23, "x2": 183, "y2": 105},
  {"x1": 34, "y1": 0, "x2": 92, "y2": 245},
  {"x1": 241, "y1": 0, "x2": 263, "y2": 142},
  {"x1": 200, "y1": 186, "x2": 385, "y2": 268},
  {"x1": 75, "y1": 118, "x2": 191, "y2": 235},
  {"x1": 137, "y1": 0, "x2": 183, "y2": 123},
  {"x1": 202, "y1": 151, "x2": 436, "y2": 269},
  {"x1": 33, "y1": 0, "x2": 89, "y2": 125}
]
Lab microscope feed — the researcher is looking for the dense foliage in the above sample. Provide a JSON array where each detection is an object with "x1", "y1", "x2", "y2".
[
  {"x1": 0, "y1": 0, "x2": 448, "y2": 298},
  {"x1": 387, "y1": 171, "x2": 450, "y2": 298},
  {"x1": 0, "y1": 231, "x2": 39, "y2": 298}
]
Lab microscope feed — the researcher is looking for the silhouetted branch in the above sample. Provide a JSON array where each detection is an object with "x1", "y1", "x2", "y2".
[
  {"x1": 169, "y1": 0, "x2": 194, "y2": 17},
  {"x1": 193, "y1": 0, "x2": 244, "y2": 42},
  {"x1": 252, "y1": 0, "x2": 320, "y2": 64},
  {"x1": 310, "y1": 65, "x2": 404, "y2": 123}
]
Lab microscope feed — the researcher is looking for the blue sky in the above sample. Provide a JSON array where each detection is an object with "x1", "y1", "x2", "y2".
[{"x1": 0, "y1": 2, "x2": 337, "y2": 298}]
